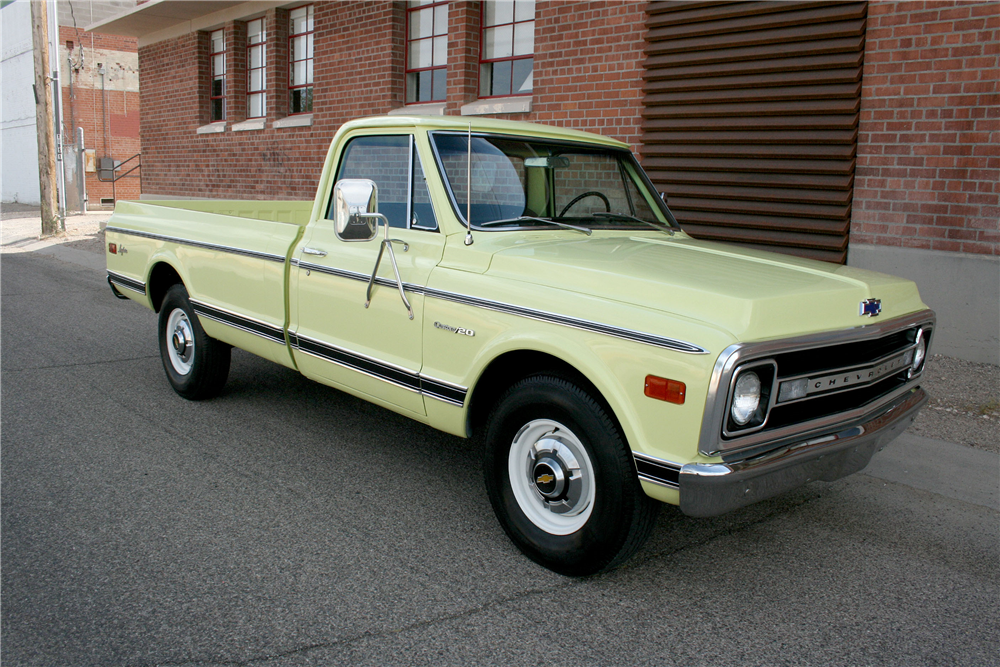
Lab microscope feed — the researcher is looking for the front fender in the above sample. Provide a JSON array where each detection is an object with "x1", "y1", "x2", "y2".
[{"x1": 420, "y1": 284, "x2": 731, "y2": 471}]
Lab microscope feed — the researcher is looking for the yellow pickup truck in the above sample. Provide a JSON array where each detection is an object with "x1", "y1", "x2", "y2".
[{"x1": 106, "y1": 115, "x2": 934, "y2": 575}]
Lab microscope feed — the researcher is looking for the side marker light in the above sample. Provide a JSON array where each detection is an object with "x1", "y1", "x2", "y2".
[
  {"x1": 645, "y1": 375, "x2": 685, "y2": 405},
  {"x1": 108, "y1": 242, "x2": 117, "y2": 254}
]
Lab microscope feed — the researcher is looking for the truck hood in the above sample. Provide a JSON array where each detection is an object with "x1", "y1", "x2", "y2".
[{"x1": 485, "y1": 234, "x2": 927, "y2": 341}]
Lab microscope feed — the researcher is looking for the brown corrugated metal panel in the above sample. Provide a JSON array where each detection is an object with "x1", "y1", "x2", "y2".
[{"x1": 642, "y1": 1, "x2": 866, "y2": 264}]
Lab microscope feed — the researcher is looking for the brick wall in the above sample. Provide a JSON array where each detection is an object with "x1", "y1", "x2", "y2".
[
  {"x1": 137, "y1": 1, "x2": 647, "y2": 200},
  {"x1": 853, "y1": 1, "x2": 999, "y2": 256},
  {"x1": 531, "y1": 1, "x2": 645, "y2": 150},
  {"x1": 61, "y1": 25, "x2": 141, "y2": 203}
]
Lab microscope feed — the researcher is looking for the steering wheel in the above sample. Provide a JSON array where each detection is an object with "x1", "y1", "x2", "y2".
[{"x1": 558, "y1": 191, "x2": 611, "y2": 217}]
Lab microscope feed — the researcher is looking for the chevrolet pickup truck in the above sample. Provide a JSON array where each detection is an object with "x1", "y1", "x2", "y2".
[{"x1": 106, "y1": 115, "x2": 934, "y2": 575}]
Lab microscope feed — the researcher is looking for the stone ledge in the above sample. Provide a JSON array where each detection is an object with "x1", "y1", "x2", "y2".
[
  {"x1": 388, "y1": 102, "x2": 446, "y2": 116},
  {"x1": 461, "y1": 97, "x2": 532, "y2": 116},
  {"x1": 195, "y1": 121, "x2": 227, "y2": 134},
  {"x1": 274, "y1": 114, "x2": 313, "y2": 129},
  {"x1": 231, "y1": 118, "x2": 266, "y2": 132}
]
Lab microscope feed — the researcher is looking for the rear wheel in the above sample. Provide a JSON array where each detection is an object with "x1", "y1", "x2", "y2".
[
  {"x1": 484, "y1": 375, "x2": 658, "y2": 576},
  {"x1": 158, "y1": 284, "x2": 231, "y2": 400}
]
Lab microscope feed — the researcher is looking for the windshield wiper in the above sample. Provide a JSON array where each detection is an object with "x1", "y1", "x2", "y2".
[
  {"x1": 479, "y1": 216, "x2": 592, "y2": 236},
  {"x1": 591, "y1": 212, "x2": 675, "y2": 236}
]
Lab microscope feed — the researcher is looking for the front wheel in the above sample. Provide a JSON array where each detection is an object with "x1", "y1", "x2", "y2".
[
  {"x1": 484, "y1": 375, "x2": 658, "y2": 576},
  {"x1": 158, "y1": 284, "x2": 231, "y2": 400}
]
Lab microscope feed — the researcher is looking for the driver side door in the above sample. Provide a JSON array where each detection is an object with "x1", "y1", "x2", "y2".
[{"x1": 289, "y1": 133, "x2": 444, "y2": 416}]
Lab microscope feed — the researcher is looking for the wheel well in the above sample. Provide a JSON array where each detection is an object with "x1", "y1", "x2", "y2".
[
  {"x1": 148, "y1": 262, "x2": 183, "y2": 312},
  {"x1": 467, "y1": 350, "x2": 618, "y2": 440}
]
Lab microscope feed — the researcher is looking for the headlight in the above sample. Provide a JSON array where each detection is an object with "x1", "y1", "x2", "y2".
[
  {"x1": 911, "y1": 328, "x2": 927, "y2": 375},
  {"x1": 731, "y1": 372, "x2": 761, "y2": 426}
]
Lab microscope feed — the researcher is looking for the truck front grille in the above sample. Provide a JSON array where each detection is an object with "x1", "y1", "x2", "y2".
[
  {"x1": 755, "y1": 328, "x2": 924, "y2": 433},
  {"x1": 699, "y1": 311, "x2": 936, "y2": 458}
]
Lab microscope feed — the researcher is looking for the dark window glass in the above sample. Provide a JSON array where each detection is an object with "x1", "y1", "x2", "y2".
[
  {"x1": 431, "y1": 132, "x2": 675, "y2": 231},
  {"x1": 290, "y1": 87, "x2": 313, "y2": 114},
  {"x1": 411, "y1": 144, "x2": 437, "y2": 230},
  {"x1": 335, "y1": 136, "x2": 411, "y2": 229},
  {"x1": 330, "y1": 135, "x2": 439, "y2": 232}
]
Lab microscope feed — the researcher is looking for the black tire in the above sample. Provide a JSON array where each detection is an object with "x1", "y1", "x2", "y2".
[
  {"x1": 484, "y1": 375, "x2": 658, "y2": 576},
  {"x1": 158, "y1": 284, "x2": 231, "y2": 400}
]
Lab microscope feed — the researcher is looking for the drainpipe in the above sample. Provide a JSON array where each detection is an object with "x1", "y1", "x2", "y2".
[
  {"x1": 67, "y1": 48, "x2": 76, "y2": 150},
  {"x1": 77, "y1": 127, "x2": 87, "y2": 213},
  {"x1": 98, "y1": 63, "x2": 108, "y2": 157}
]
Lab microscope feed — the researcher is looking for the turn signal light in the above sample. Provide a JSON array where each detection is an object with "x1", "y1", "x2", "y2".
[
  {"x1": 644, "y1": 375, "x2": 685, "y2": 404},
  {"x1": 108, "y1": 242, "x2": 117, "y2": 254}
]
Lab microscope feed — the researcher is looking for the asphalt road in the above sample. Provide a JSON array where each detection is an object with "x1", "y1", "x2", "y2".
[{"x1": 2, "y1": 249, "x2": 998, "y2": 667}]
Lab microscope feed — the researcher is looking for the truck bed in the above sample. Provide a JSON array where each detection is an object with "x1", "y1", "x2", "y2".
[{"x1": 106, "y1": 199, "x2": 314, "y2": 368}]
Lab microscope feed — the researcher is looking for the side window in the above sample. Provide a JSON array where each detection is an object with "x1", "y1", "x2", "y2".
[
  {"x1": 331, "y1": 135, "x2": 438, "y2": 231},
  {"x1": 624, "y1": 171, "x2": 657, "y2": 221},
  {"x1": 411, "y1": 144, "x2": 438, "y2": 231}
]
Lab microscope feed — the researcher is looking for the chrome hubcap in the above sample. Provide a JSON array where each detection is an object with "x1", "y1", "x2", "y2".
[
  {"x1": 165, "y1": 308, "x2": 195, "y2": 375},
  {"x1": 509, "y1": 419, "x2": 595, "y2": 535},
  {"x1": 532, "y1": 457, "x2": 566, "y2": 500},
  {"x1": 172, "y1": 328, "x2": 190, "y2": 356}
]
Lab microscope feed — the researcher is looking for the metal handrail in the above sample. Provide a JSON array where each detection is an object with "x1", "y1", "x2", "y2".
[
  {"x1": 99, "y1": 152, "x2": 141, "y2": 204},
  {"x1": 100, "y1": 153, "x2": 141, "y2": 182}
]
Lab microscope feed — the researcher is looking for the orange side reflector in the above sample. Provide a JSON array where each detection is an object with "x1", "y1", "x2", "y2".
[
  {"x1": 108, "y1": 242, "x2": 117, "y2": 254},
  {"x1": 644, "y1": 375, "x2": 685, "y2": 404}
]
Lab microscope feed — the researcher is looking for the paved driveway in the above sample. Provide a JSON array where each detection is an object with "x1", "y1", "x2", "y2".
[{"x1": 2, "y1": 248, "x2": 997, "y2": 666}]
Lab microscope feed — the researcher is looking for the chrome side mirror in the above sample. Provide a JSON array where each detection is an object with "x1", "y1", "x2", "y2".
[{"x1": 333, "y1": 179, "x2": 381, "y2": 242}]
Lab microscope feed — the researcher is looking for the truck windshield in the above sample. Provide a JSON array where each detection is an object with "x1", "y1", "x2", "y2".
[{"x1": 430, "y1": 132, "x2": 678, "y2": 232}]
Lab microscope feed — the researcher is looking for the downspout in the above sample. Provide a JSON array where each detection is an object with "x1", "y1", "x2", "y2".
[
  {"x1": 99, "y1": 63, "x2": 108, "y2": 157},
  {"x1": 67, "y1": 50, "x2": 75, "y2": 141}
]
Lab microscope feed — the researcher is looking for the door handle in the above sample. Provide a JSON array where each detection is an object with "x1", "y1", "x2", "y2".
[{"x1": 302, "y1": 247, "x2": 327, "y2": 257}]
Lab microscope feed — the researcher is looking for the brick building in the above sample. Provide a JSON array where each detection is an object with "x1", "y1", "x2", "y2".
[
  {"x1": 91, "y1": 0, "x2": 998, "y2": 362},
  {"x1": 60, "y1": 19, "x2": 142, "y2": 206}
]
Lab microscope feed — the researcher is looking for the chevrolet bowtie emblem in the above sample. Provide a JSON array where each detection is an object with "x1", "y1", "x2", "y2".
[
  {"x1": 536, "y1": 474, "x2": 555, "y2": 485},
  {"x1": 860, "y1": 298, "x2": 882, "y2": 317}
]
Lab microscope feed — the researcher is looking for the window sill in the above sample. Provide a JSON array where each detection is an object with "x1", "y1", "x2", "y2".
[
  {"x1": 274, "y1": 114, "x2": 313, "y2": 129},
  {"x1": 389, "y1": 102, "x2": 446, "y2": 116},
  {"x1": 461, "y1": 97, "x2": 532, "y2": 116},
  {"x1": 196, "y1": 121, "x2": 227, "y2": 134},
  {"x1": 232, "y1": 118, "x2": 266, "y2": 132}
]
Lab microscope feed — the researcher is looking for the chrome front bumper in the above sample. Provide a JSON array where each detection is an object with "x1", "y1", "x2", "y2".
[{"x1": 678, "y1": 387, "x2": 928, "y2": 518}]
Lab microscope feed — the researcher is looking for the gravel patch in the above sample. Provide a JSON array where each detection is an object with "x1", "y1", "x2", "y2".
[
  {"x1": 62, "y1": 227, "x2": 107, "y2": 255},
  {"x1": 909, "y1": 354, "x2": 1000, "y2": 453}
]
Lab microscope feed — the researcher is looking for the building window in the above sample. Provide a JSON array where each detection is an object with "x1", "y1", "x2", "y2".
[
  {"x1": 480, "y1": 0, "x2": 534, "y2": 98},
  {"x1": 210, "y1": 29, "x2": 226, "y2": 121},
  {"x1": 246, "y1": 18, "x2": 266, "y2": 118},
  {"x1": 406, "y1": 0, "x2": 448, "y2": 104},
  {"x1": 288, "y1": 5, "x2": 314, "y2": 114}
]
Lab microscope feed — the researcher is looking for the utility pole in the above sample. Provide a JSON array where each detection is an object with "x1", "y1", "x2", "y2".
[{"x1": 31, "y1": 0, "x2": 60, "y2": 238}]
